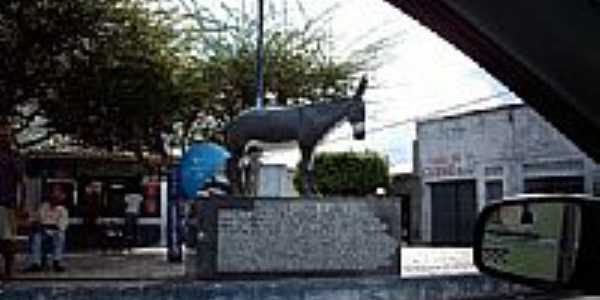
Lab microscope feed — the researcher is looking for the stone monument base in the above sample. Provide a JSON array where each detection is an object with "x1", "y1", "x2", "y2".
[{"x1": 186, "y1": 196, "x2": 402, "y2": 279}]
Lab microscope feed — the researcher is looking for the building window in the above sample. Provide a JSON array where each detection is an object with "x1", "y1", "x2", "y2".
[
  {"x1": 485, "y1": 180, "x2": 503, "y2": 205},
  {"x1": 485, "y1": 166, "x2": 504, "y2": 177},
  {"x1": 524, "y1": 177, "x2": 584, "y2": 194},
  {"x1": 523, "y1": 160, "x2": 584, "y2": 174},
  {"x1": 593, "y1": 181, "x2": 600, "y2": 197}
]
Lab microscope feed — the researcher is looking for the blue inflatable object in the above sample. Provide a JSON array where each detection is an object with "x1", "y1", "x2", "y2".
[{"x1": 179, "y1": 142, "x2": 230, "y2": 199}]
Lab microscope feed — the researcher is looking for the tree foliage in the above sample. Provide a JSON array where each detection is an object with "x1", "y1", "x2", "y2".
[
  {"x1": 172, "y1": 0, "x2": 397, "y2": 143},
  {"x1": 43, "y1": 1, "x2": 187, "y2": 155},
  {"x1": 1, "y1": 0, "x2": 397, "y2": 158},
  {"x1": 294, "y1": 151, "x2": 390, "y2": 196},
  {"x1": 0, "y1": 0, "x2": 116, "y2": 145},
  {"x1": 0, "y1": 0, "x2": 186, "y2": 155}
]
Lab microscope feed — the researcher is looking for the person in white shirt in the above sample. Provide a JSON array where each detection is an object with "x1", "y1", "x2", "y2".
[
  {"x1": 123, "y1": 191, "x2": 143, "y2": 249},
  {"x1": 25, "y1": 184, "x2": 69, "y2": 272}
]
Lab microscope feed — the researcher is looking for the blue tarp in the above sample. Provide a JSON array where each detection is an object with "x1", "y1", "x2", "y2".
[{"x1": 179, "y1": 142, "x2": 230, "y2": 199}]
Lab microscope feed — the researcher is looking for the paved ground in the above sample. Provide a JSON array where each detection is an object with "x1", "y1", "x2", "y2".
[
  {"x1": 7, "y1": 247, "x2": 477, "y2": 279},
  {"x1": 11, "y1": 248, "x2": 184, "y2": 279},
  {"x1": 4, "y1": 248, "x2": 541, "y2": 300}
]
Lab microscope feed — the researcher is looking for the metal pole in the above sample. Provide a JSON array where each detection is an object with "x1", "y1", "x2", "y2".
[
  {"x1": 241, "y1": 0, "x2": 246, "y2": 27},
  {"x1": 284, "y1": 0, "x2": 288, "y2": 29},
  {"x1": 167, "y1": 165, "x2": 183, "y2": 263},
  {"x1": 255, "y1": 0, "x2": 265, "y2": 109}
]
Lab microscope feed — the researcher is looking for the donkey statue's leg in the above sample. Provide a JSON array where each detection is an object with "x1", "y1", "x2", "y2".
[
  {"x1": 300, "y1": 146, "x2": 316, "y2": 196},
  {"x1": 226, "y1": 150, "x2": 244, "y2": 196}
]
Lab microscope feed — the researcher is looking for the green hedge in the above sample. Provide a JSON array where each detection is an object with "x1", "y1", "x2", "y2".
[{"x1": 294, "y1": 151, "x2": 390, "y2": 196}]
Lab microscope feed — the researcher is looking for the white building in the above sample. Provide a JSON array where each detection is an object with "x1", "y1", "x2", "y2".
[{"x1": 416, "y1": 104, "x2": 599, "y2": 245}]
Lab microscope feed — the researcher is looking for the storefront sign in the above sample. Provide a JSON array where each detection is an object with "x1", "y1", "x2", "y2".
[
  {"x1": 423, "y1": 164, "x2": 475, "y2": 179},
  {"x1": 423, "y1": 153, "x2": 475, "y2": 179}
]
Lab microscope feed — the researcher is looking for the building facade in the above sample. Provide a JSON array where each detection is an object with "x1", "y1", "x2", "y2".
[
  {"x1": 21, "y1": 152, "x2": 168, "y2": 249},
  {"x1": 416, "y1": 104, "x2": 598, "y2": 245}
]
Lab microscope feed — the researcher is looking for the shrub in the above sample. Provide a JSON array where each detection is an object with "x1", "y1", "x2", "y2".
[{"x1": 293, "y1": 151, "x2": 390, "y2": 196}]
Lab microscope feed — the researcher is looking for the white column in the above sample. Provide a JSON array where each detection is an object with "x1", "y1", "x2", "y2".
[
  {"x1": 475, "y1": 163, "x2": 486, "y2": 212},
  {"x1": 160, "y1": 180, "x2": 168, "y2": 247}
]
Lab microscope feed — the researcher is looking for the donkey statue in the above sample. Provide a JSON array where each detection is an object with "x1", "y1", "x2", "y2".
[{"x1": 225, "y1": 76, "x2": 368, "y2": 195}]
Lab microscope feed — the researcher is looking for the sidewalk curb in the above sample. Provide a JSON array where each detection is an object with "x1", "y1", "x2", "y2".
[{"x1": 0, "y1": 274, "x2": 532, "y2": 300}]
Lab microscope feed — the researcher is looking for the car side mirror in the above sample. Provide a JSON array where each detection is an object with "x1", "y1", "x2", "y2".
[{"x1": 474, "y1": 195, "x2": 600, "y2": 293}]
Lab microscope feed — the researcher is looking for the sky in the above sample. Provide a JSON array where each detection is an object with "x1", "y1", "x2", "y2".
[{"x1": 184, "y1": 0, "x2": 522, "y2": 173}]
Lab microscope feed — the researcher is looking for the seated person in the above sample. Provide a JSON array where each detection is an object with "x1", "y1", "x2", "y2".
[{"x1": 25, "y1": 185, "x2": 69, "y2": 272}]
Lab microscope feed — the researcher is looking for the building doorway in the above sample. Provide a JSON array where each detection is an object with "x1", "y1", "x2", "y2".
[
  {"x1": 430, "y1": 180, "x2": 477, "y2": 246},
  {"x1": 400, "y1": 195, "x2": 411, "y2": 244}
]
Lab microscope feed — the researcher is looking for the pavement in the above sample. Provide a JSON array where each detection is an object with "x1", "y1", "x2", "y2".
[
  {"x1": 3, "y1": 249, "x2": 547, "y2": 300},
  {"x1": 6, "y1": 247, "x2": 478, "y2": 279},
  {"x1": 10, "y1": 248, "x2": 183, "y2": 279}
]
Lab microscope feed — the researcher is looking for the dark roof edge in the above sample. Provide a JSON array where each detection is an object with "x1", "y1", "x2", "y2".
[
  {"x1": 25, "y1": 150, "x2": 139, "y2": 162},
  {"x1": 417, "y1": 103, "x2": 526, "y2": 125}
]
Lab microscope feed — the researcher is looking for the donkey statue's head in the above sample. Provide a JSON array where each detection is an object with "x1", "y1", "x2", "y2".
[{"x1": 348, "y1": 75, "x2": 368, "y2": 140}]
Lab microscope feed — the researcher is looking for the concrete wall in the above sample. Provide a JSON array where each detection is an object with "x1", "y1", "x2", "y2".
[
  {"x1": 188, "y1": 197, "x2": 402, "y2": 278},
  {"x1": 417, "y1": 104, "x2": 598, "y2": 243}
]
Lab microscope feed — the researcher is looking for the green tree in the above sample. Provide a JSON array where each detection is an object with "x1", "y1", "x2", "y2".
[
  {"x1": 1, "y1": 0, "x2": 110, "y2": 146},
  {"x1": 1, "y1": 0, "x2": 397, "y2": 157},
  {"x1": 41, "y1": 1, "x2": 187, "y2": 156},
  {"x1": 294, "y1": 151, "x2": 390, "y2": 196},
  {"x1": 0, "y1": 0, "x2": 187, "y2": 156},
  {"x1": 172, "y1": 0, "x2": 397, "y2": 143}
]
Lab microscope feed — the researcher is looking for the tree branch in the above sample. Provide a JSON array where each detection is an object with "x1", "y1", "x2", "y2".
[
  {"x1": 13, "y1": 107, "x2": 44, "y2": 134},
  {"x1": 16, "y1": 130, "x2": 56, "y2": 150}
]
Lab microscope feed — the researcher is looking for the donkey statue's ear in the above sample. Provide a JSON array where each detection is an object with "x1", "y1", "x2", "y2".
[{"x1": 354, "y1": 75, "x2": 368, "y2": 101}]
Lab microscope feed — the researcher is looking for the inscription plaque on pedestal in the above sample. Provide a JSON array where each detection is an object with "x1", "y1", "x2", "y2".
[{"x1": 192, "y1": 198, "x2": 401, "y2": 278}]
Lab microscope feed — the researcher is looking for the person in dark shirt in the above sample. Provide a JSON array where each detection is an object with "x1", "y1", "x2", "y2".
[{"x1": 0, "y1": 120, "x2": 21, "y2": 278}]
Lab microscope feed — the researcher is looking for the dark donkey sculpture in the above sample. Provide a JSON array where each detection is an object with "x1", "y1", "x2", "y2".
[{"x1": 225, "y1": 76, "x2": 368, "y2": 195}]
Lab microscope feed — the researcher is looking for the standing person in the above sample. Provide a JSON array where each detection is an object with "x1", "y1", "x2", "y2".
[
  {"x1": 123, "y1": 188, "x2": 143, "y2": 250},
  {"x1": 25, "y1": 184, "x2": 69, "y2": 272},
  {"x1": 0, "y1": 120, "x2": 21, "y2": 278},
  {"x1": 243, "y1": 146, "x2": 262, "y2": 196}
]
